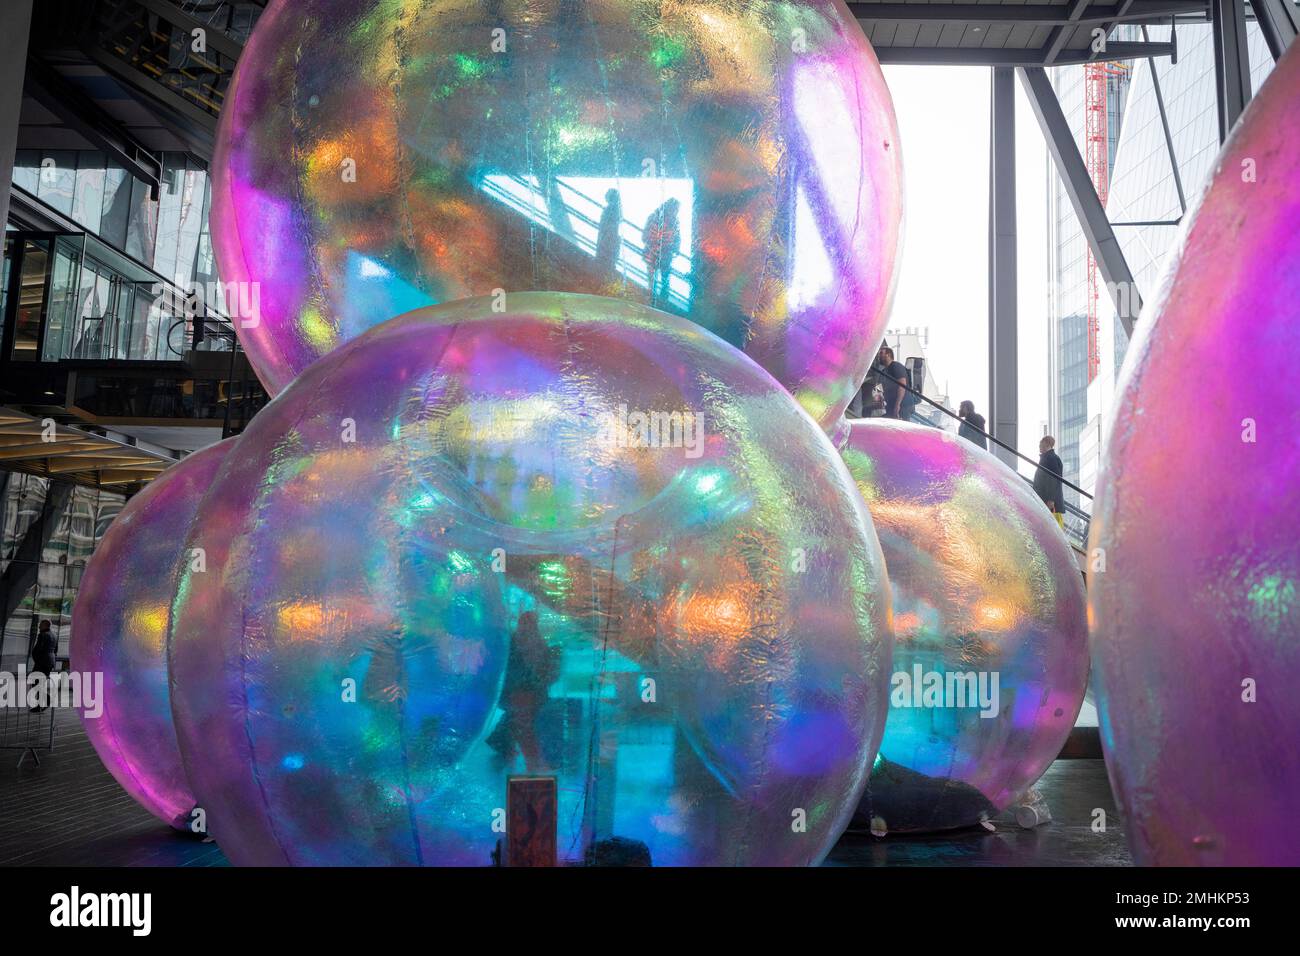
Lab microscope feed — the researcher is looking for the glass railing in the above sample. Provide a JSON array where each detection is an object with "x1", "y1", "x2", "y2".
[
  {"x1": 3, "y1": 229, "x2": 237, "y2": 364},
  {"x1": 172, "y1": 0, "x2": 268, "y2": 46}
]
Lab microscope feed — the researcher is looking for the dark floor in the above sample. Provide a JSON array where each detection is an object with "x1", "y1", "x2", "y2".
[
  {"x1": 826, "y1": 759, "x2": 1132, "y2": 866},
  {"x1": 1, "y1": 706, "x2": 1130, "y2": 867}
]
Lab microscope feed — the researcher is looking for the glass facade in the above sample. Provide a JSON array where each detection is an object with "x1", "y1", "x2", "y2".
[
  {"x1": 10, "y1": 150, "x2": 221, "y2": 302},
  {"x1": 1046, "y1": 59, "x2": 1130, "y2": 506},
  {"x1": 0, "y1": 473, "x2": 123, "y2": 671},
  {"x1": 3, "y1": 148, "x2": 238, "y2": 364},
  {"x1": 39, "y1": 235, "x2": 185, "y2": 362},
  {"x1": 1046, "y1": 24, "x2": 1276, "y2": 499},
  {"x1": 1105, "y1": 24, "x2": 1274, "y2": 311}
]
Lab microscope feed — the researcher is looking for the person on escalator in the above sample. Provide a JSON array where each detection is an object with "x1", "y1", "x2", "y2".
[
  {"x1": 958, "y1": 401, "x2": 989, "y2": 449},
  {"x1": 642, "y1": 198, "x2": 681, "y2": 302},
  {"x1": 877, "y1": 346, "x2": 911, "y2": 420},
  {"x1": 595, "y1": 188, "x2": 623, "y2": 276},
  {"x1": 1033, "y1": 435, "x2": 1066, "y2": 529}
]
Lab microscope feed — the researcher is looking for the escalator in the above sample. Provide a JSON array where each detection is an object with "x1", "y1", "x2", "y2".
[
  {"x1": 32, "y1": 0, "x2": 266, "y2": 161},
  {"x1": 859, "y1": 372, "x2": 1095, "y2": 568}
]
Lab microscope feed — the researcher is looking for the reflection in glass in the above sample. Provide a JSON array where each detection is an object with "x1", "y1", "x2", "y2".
[
  {"x1": 478, "y1": 175, "x2": 695, "y2": 312},
  {"x1": 12, "y1": 240, "x2": 51, "y2": 361}
]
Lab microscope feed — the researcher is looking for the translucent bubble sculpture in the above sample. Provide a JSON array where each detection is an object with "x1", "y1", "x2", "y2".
[
  {"x1": 211, "y1": 0, "x2": 903, "y2": 430},
  {"x1": 1088, "y1": 47, "x2": 1300, "y2": 866},
  {"x1": 169, "y1": 292, "x2": 892, "y2": 866},
  {"x1": 69, "y1": 438, "x2": 236, "y2": 829},
  {"x1": 839, "y1": 419, "x2": 1088, "y2": 832}
]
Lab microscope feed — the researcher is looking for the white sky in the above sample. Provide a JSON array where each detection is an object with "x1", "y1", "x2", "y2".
[{"x1": 881, "y1": 65, "x2": 1052, "y2": 477}]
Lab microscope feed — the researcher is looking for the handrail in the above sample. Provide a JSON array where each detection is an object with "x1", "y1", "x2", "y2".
[
  {"x1": 903, "y1": 409, "x2": 1092, "y2": 538},
  {"x1": 873, "y1": 364, "x2": 1093, "y2": 504},
  {"x1": 477, "y1": 172, "x2": 694, "y2": 311}
]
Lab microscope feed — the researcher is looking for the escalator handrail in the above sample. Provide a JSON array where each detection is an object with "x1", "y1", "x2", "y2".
[{"x1": 875, "y1": 366, "x2": 1093, "y2": 505}]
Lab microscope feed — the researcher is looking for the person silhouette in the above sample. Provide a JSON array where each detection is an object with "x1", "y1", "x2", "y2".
[
  {"x1": 595, "y1": 188, "x2": 623, "y2": 276},
  {"x1": 499, "y1": 611, "x2": 559, "y2": 768},
  {"x1": 641, "y1": 198, "x2": 680, "y2": 302}
]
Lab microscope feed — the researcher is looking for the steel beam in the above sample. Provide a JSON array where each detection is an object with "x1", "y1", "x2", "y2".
[
  {"x1": 1249, "y1": 0, "x2": 1299, "y2": 60},
  {"x1": 1143, "y1": 25, "x2": 1188, "y2": 212},
  {"x1": 1019, "y1": 66, "x2": 1141, "y2": 337},
  {"x1": 1088, "y1": 0, "x2": 1138, "y2": 63},
  {"x1": 23, "y1": 55, "x2": 163, "y2": 194},
  {"x1": 851, "y1": 1, "x2": 1204, "y2": 24},
  {"x1": 1044, "y1": 0, "x2": 1095, "y2": 65},
  {"x1": 1211, "y1": 0, "x2": 1253, "y2": 142},
  {"x1": 133, "y1": 0, "x2": 246, "y2": 62},
  {"x1": 988, "y1": 69, "x2": 1018, "y2": 469},
  {"x1": 0, "y1": 0, "x2": 34, "y2": 232},
  {"x1": 875, "y1": 41, "x2": 1175, "y2": 67}
]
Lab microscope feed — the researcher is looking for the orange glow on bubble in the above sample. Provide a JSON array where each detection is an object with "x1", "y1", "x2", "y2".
[
  {"x1": 277, "y1": 600, "x2": 329, "y2": 636},
  {"x1": 893, "y1": 610, "x2": 921, "y2": 637},
  {"x1": 974, "y1": 600, "x2": 1017, "y2": 631},
  {"x1": 126, "y1": 603, "x2": 169, "y2": 653}
]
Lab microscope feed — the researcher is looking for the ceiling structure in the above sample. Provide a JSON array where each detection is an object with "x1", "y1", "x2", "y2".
[
  {"x1": 0, "y1": 407, "x2": 177, "y2": 491},
  {"x1": 853, "y1": 0, "x2": 1211, "y2": 65}
]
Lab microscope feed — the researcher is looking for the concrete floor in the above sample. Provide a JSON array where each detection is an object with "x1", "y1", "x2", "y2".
[{"x1": 1, "y1": 706, "x2": 1130, "y2": 867}]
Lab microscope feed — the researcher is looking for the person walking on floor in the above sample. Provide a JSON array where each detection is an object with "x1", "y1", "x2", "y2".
[{"x1": 29, "y1": 620, "x2": 56, "y2": 713}]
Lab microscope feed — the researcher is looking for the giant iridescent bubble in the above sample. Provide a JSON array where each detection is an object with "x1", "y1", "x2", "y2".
[
  {"x1": 211, "y1": 0, "x2": 903, "y2": 430},
  {"x1": 1088, "y1": 46, "x2": 1300, "y2": 866},
  {"x1": 839, "y1": 419, "x2": 1088, "y2": 832},
  {"x1": 170, "y1": 292, "x2": 892, "y2": 866},
  {"x1": 70, "y1": 438, "x2": 236, "y2": 829}
]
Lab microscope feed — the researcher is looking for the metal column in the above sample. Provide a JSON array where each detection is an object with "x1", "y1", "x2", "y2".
[
  {"x1": 0, "y1": 0, "x2": 34, "y2": 232},
  {"x1": 1019, "y1": 66, "x2": 1142, "y2": 336},
  {"x1": 1250, "y1": 0, "x2": 1300, "y2": 62},
  {"x1": 1211, "y1": 0, "x2": 1252, "y2": 142},
  {"x1": 988, "y1": 68, "x2": 1018, "y2": 468}
]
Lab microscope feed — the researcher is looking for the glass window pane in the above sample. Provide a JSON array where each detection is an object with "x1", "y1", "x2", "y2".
[
  {"x1": 35, "y1": 150, "x2": 76, "y2": 217},
  {"x1": 12, "y1": 240, "x2": 51, "y2": 361},
  {"x1": 100, "y1": 162, "x2": 131, "y2": 249},
  {"x1": 72, "y1": 259, "x2": 100, "y2": 358},
  {"x1": 12, "y1": 150, "x2": 39, "y2": 195},
  {"x1": 153, "y1": 153, "x2": 185, "y2": 284},
  {"x1": 44, "y1": 239, "x2": 83, "y2": 361},
  {"x1": 72, "y1": 151, "x2": 106, "y2": 235},
  {"x1": 125, "y1": 175, "x2": 157, "y2": 265}
]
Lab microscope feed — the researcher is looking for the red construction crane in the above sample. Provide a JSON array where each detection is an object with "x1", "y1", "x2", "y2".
[{"x1": 1082, "y1": 60, "x2": 1129, "y2": 383}]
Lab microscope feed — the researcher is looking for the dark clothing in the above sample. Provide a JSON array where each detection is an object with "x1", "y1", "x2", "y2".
[
  {"x1": 1033, "y1": 449, "x2": 1066, "y2": 513},
  {"x1": 31, "y1": 630, "x2": 56, "y2": 675},
  {"x1": 642, "y1": 202, "x2": 680, "y2": 298},
  {"x1": 879, "y1": 360, "x2": 910, "y2": 418},
  {"x1": 595, "y1": 197, "x2": 622, "y2": 272},
  {"x1": 958, "y1": 413, "x2": 988, "y2": 449}
]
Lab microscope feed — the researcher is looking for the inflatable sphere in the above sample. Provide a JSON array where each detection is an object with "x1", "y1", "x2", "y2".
[
  {"x1": 211, "y1": 0, "x2": 903, "y2": 431},
  {"x1": 169, "y1": 292, "x2": 892, "y2": 866},
  {"x1": 840, "y1": 419, "x2": 1088, "y2": 832},
  {"x1": 1088, "y1": 46, "x2": 1300, "y2": 866},
  {"x1": 70, "y1": 438, "x2": 237, "y2": 829}
]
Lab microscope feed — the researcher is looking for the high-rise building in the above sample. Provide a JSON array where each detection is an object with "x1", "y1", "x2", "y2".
[{"x1": 1046, "y1": 22, "x2": 1275, "y2": 501}]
